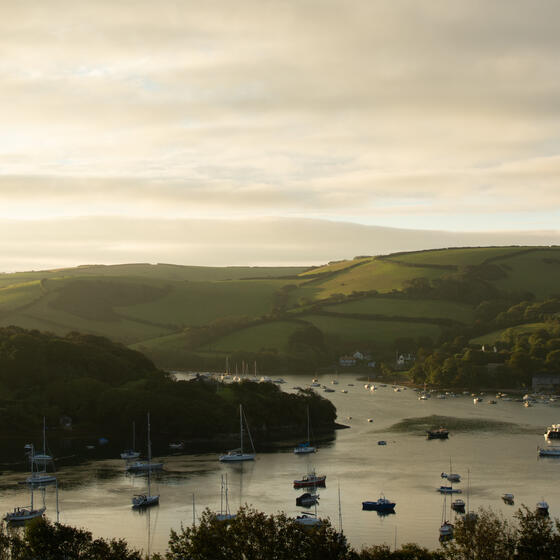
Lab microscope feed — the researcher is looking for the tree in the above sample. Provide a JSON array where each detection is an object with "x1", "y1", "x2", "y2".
[
  {"x1": 514, "y1": 505, "x2": 560, "y2": 559},
  {"x1": 164, "y1": 506, "x2": 354, "y2": 560}
]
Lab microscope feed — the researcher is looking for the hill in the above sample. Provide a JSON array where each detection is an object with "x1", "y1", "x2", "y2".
[{"x1": 1, "y1": 247, "x2": 560, "y2": 373}]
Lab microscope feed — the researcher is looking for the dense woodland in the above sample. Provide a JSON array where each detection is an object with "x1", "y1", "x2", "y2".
[{"x1": 0, "y1": 326, "x2": 336, "y2": 443}]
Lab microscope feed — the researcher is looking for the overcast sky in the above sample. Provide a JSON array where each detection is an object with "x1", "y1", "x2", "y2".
[{"x1": 2, "y1": 1, "x2": 560, "y2": 270}]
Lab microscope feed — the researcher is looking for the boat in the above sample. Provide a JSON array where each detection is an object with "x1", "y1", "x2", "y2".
[
  {"x1": 296, "y1": 492, "x2": 320, "y2": 507},
  {"x1": 131, "y1": 413, "x2": 160, "y2": 509},
  {"x1": 331, "y1": 380, "x2": 338, "y2": 385},
  {"x1": 536, "y1": 500, "x2": 549, "y2": 516},
  {"x1": 25, "y1": 444, "x2": 57, "y2": 486},
  {"x1": 5, "y1": 459, "x2": 47, "y2": 523},
  {"x1": 473, "y1": 397, "x2": 483, "y2": 404},
  {"x1": 294, "y1": 406, "x2": 316, "y2": 455},
  {"x1": 215, "y1": 474, "x2": 236, "y2": 521},
  {"x1": 438, "y1": 486, "x2": 462, "y2": 494},
  {"x1": 121, "y1": 421, "x2": 141, "y2": 460},
  {"x1": 544, "y1": 424, "x2": 560, "y2": 441},
  {"x1": 4, "y1": 503, "x2": 46, "y2": 524},
  {"x1": 502, "y1": 493, "x2": 514, "y2": 505},
  {"x1": 362, "y1": 495, "x2": 396, "y2": 513},
  {"x1": 523, "y1": 401, "x2": 532, "y2": 408},
  {"x1": 488, "y1": 400, "x2": 497, "y2": 405},
  {"x1": 219, "y1": 404, "x2": 256, "y2": 462},
  {"x1": 451, "y1": 498, "x2": 465, "y2": 512},
  {"x1": 32, "y1": 417, "x2": 54, "y2": 467},
  {"x1": 419, "y1": 394, "x2": 429, "y2": 400},
  {"x1": 439, "y1": 493, "x2": 454, "y2": 540},
  {"x1": 293, "y1": 470, "x2": 326, "y2": 489},
  {"x1": 323, "y1": 387, "x2": 335, "y2": 393},
  {"x1": 126, "y1": 460, "x2": 164, "y2": 473},
  {"x1": 294, "y1": 511, "x2": 322, "y2": 527},
  {"x1": 273, "y1": 378, "x2": 286, "y2": 384},
  {"x1": 169, "y1": 441, "x2": 185, "y2": 450},
  {"x1": 427, "y1": 428, "x2": 449, "y2": 439},
  {"x1": 441, "y1": 459, "x2": 461, "y2": 483},
  {"x1": 377, "y1": 440, "x2": 387, "y2": 445},
  {"x1": 341, "y1": 389, "x2": 348, "y2": 393},
  {"x1": 538, "y1": 446, "x2": 560, "y2": 457}
]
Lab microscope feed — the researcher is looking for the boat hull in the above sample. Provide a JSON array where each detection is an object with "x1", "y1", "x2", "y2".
[
  {"x1": 362, "y1": 501, "x2": 395, "y2": 512},
  {"x1": 4, "y1": 506, "x2": 45, "y2": 523},
  {"x1": 293, "y1": 476, "x2": 326, "y2": 489},
  {"x1": 132, "y1": 494, "x2": 159, "y2": 508},
  {"x1": 126, "y1": 461, "x2": 164, "y2": 472},
  {"x1": 219, "y1": 453, "x2": 255, "y2": 462}
]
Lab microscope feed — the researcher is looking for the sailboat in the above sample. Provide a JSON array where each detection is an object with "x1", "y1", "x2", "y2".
[
  {"x1": 439, "y1": 492, "x2": 454, "y2": 540},
  {"x1": 4, "y1": 486, "x2": 45, "y2": 524},
  {"x1": 26, "y1": 443, "x2": 57, "y2": 486},
  {"x1": 215, "y1": 474, "x2": 236, "y2": 521},
  {"x1": 32, "y1": 417, "x2": 53, "y2": 467},
  {"x1": 121, "y1": 421, "x2": 141, "y2": 460},
  {"x1": 219, "y1": 404, "x2": 256, "y2": 462},
  {"x1": 132, "y1": 413, "x2": 160, "y2": 508},
  {"x1": 294, "y1": 406, "x2": 316, "y2": 454}
]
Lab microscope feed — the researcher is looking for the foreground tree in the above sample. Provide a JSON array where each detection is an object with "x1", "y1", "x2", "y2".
[
  {"x1": 163, "y1": 506, "x2": 354, "y2": 560},
  {"x1": 0, "y1": 517, "x2": 142, "y2": 560}
]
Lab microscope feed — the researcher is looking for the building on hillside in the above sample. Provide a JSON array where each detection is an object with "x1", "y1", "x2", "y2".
[
  {"x1": 353, "y1": 351, "x2": 364, "y2": 361},
  {"x1": 396, "y1": 353, "x2": 415, "y2": 368},
  {"x1": 339, "y1": 355, "x2": 356, "y2": 367}
]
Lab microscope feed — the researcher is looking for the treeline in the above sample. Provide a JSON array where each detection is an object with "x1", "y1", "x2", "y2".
[
  {"x1": 410, "y1": 324, "x2": 560, "y2": 388},
  {"x1": 0, "y1": 326, "x2": 336, "y2": 443},
  {"x1": 2, "y1": 505, "x2": 559, "y2": 559}
]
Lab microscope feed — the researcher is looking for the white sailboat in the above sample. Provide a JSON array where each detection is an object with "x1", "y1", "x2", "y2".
[
  {"x1": 132, "y1": 413, "x2": 160, "y2": 508},
  {"x1": 121, "y1": 421, "x2": 141, "y2": 460},
  {"x1": 32, "y1": 417, "x2": 53, "y2": 467},
  {"x1": 439, "y1": 492, "x2": 454, "y2": 540},
  {"x1": 219, "y1": 404, "x2": 256, "y2": 462},
  {"x1": 26, "y1": 443, "x2": 57, "y2": 486},
  {"x1": 294, "y1": 406, "x2": 316, "y2": 454},
  {"x1": 4, "y1": 486, "x2": 45, "y2": 524}
]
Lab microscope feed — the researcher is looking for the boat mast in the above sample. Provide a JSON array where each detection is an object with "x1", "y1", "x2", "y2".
[
  {"x1": 132, "y1": 421, "x2": 136, "y2": 452},
  {"x1": 307, "y1": 406, "x2": 310, "y2": 442},
  {"x1": 239, "y1": 405, "x2": 243, "y2": 454},
  {"x1": 42, "y1": 417, "x2": 47, "y2": 456}
]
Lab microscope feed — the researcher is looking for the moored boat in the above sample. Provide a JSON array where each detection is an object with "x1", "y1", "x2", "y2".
[
  {"x1": 544, "y1": 424, "x2": 560, "y2": 441},
  {"x1": 439, "y1": 486, "x2": 462, "y2": 494},
  {"x1": 219, "y1": 404, "x2": 256, "y2": 462},
  {"x1": 294, "y1": 512, "x2": 322, "y2": 526},
  {"x1": 538, "y1": 446, "x2": 560, "y2": 457},
  {"x1": 296, "y1": 492, "x2": 320, "y2": 507},
  {"x1": 536, "y1": 500, "x2": 549, "y2": 516},
  {"x1": 502, "y1": 493, "x2": 514, "y2": 505},
  {"x1": 293, "y1": 470, "x2": 326, "y2": 489},
  {"x1": 427, "y1": 428, "x2": 449, "y2": 439},
  {"x1": 451, "y1": 498, "x2": 465, "y2": 512},
  {"x1": 362, "y1": 495, "x2": 396, "y2": 513}
]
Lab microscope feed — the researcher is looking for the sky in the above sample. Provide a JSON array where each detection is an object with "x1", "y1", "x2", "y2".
[{"x1": 2, "y1": 0, "x2": 560, "y2": 270}]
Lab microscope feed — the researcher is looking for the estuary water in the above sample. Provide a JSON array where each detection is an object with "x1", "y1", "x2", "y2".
[{"x1": 1, "y1": 373, "x2": 558, "y2": 556}]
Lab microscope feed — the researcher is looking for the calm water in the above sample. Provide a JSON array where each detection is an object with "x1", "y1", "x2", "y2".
[{"x1": 1, "y1": 373, "x2": 558, "y2": 556}]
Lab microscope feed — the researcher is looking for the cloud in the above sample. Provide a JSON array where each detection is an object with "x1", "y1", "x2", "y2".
[{"x1": 1, "y1": 0, "x2": 560, "y2": 242}]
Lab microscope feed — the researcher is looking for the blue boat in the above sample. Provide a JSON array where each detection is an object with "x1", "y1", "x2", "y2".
[{"x1": 362, "y1": 495, "x2": 396, "y2": 512}]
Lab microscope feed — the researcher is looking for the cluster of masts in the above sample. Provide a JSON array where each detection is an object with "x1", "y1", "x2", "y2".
[{"x1": 4, "y1": 417, "x2": 59, "y2": 525}]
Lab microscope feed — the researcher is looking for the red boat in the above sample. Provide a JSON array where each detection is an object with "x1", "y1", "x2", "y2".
[{"x1": 293, "y1": 470, "x2": 326, "y2": 489}]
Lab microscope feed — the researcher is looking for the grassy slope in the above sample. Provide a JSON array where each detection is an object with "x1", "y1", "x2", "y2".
[
  {"x1": 119, "y1": 280, "x2": 284, "y2": 326},
  {"x1": 312, "y1": 258, "x2": 444, "y2": 297},
  {"x1": 324, "y1": 296, "x2": 475, "y2": 323},
  {"x1": 490, "y1": 248, "x2": 560, "y2": 298},
  {"x1": 383, "y1": 246, "x2": 529, "y2": 266}
]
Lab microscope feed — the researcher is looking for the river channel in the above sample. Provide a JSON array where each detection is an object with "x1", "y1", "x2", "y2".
[{"x1": 1, "y1": 373, "x2": 558, "y2": 556}]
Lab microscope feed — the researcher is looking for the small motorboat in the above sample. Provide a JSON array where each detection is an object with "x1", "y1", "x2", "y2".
[
  {"x1": 451, "y1": 498, "x2": 465, "y2": 512},
  {"x1": 296, "y1": 492, "x2": 319, "y2": 507},
  {"x1": 538, "y1": 446, "x2": 560, "y2": 457},
  {"x1": 427, "y1": 428, "x2": 449, "y2": 439},
  {"x1": 341, "y1": 389, "x2": 348, "y2": 393},
  {"x1": 362, "y1": 495, "x2": 396, "y2": 513},
  {"x1": 438, "y1": 486, "x2": 462, "y2": 494},
  {"x1": 473, "y1": 397, "x2": 483, "y2": 404},
  {"x1": 169, "y1": 441, "x2": 185, "y2": 450},
  {"x1": 502, "y1": 493, "x2": 514, "y2": 505},
  {"x1": 377, "y1": 440, "x2": 387, "y2": 445},
  {"x1": 293, "y1": 470, "x2": 326, "y2": 489},
  {"x1": 367, "y1": 418, "x2": 373, "y2": 423},
  {"x1": 132, "y1": 494, "x2": 159, "y2": 509}
]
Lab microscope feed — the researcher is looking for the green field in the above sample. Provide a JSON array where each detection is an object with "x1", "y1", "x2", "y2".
[
  {"x1": 490, "y1": 249, "x2": 560, "y2": 299},
  {"x1": 119, "y1": 280, "x2": 284, "y2": 327},
  {"x1": 302, "y1": 314, "x2": 442, "y2": 345},
  {"x1": 0, "y1": 280, "x2": 44, "y2": 312},
  {"x1": 197, "y1": 320, "x2": 303, "y2": 353},
  {"x1": 299, "y1": 257, "x2": 371, "y2": 277},
  {"x1": 471, "y1": 323, "x2": 551, "y2": 345},
  {"x1": 314, "y1": 259, "x2": 444, "y2": 297},
  {"x1": 384, "y1": 246, "x2": 530, "y2": 266},
  {"x1": 324, "y1": 297, "x2": 475, "y2": 323}
]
